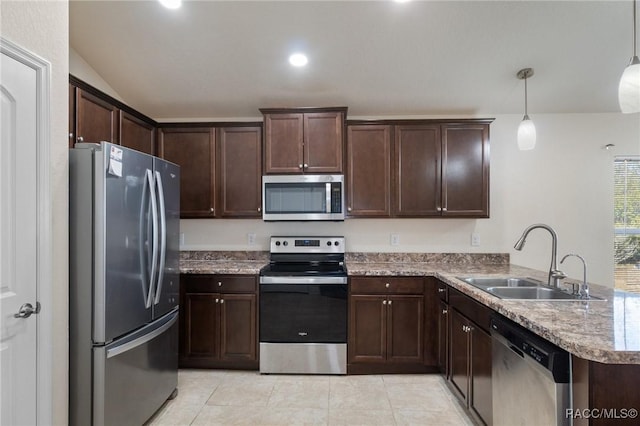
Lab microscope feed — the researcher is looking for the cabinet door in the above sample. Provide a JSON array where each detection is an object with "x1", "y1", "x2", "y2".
[
  {"x1": 218, "y1": 127, "x2": 262, "y2": 217},
  {"x1": 182, "y1": 292, "x2": 220, "y2": 360},
  {"x1": 119, "y1": 111, "x2": 155, "y2": 155},
  {"x1": 348, "y1": 295, "x2": 387, "y2": 363},
  {"x1": 159, "y1": 128, "x2": 215, "y2": 218},
  {"x1": 438, "y1": 300, "x2": 450, "y2": 377},
  {"x1": 449, "y1": 309, "x2": 470, "y2": 403},
  {"x1": 441, "y1": 124, "x2": 489, "y2": 217},
  {"x1": 219, "y1": 293, "x2": 257, "y2": 362},
  {"x1": 394, "y1": 125, "x2": 441, "y2": 216},
  {"x1": 387, "y1": 295, "x2": 424, "y2": 364},
  {"x1": 470, "y1": 325, "x2": 492, "y2": 425},
  {"x1": 263, "y1": 113, "x2": 304, "y2": 174},
  {"x1": 346, "y1": 125, "x2": 391, "y2": 217},
  {"x1": 75, "y1": 88, "x2": 119, "y2": 145},
  {"x1": 304, "y1": 112, "x2": 344, "y2": 173}
]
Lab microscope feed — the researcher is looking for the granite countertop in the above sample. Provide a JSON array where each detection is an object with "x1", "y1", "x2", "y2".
[{"x1": 180, "y1": 251, "x2": 640, "y2": 365}]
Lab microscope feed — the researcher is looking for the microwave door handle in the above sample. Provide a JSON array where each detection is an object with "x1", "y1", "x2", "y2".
[{"x1": 326, "y1": 183, "x2": 331, "y2": 213}]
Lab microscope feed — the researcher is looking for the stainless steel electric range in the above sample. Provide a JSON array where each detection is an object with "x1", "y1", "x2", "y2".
[{"x1": 259, "y1": 236, "x2": 347, "y2": 375}]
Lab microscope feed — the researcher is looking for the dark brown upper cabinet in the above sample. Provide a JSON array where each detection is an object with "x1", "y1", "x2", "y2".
[
  {"x1": 75, "y1": 88, "x2": 119, "y2": 145},
  {"x1": 346, "y1": 125, "x2": 392, "y2": 217},
  {"x1": 159, "y1": 127, "x2": 216, "y2": 218},
  {"x1": 441, "y1": 124, "x2": 490, "y2": 217},
  {"x1": 119, "y1": 111, "x2": 155, "y2": 155},
  {"x1": 217, "y1": 126, "x2": 263, "y2": 218},
  {"x1": 347, "y1": 119, "x2": 491, "y2": 219},
  {"x1": 394, "y1": 124, "x2": 442, "y2": 216},
  {"x1": 261, "y1": 107, "x2": 347, "y2": 174}
]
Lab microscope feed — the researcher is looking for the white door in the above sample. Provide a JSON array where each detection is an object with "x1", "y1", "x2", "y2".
[{"x1": 0, "y1": 45, "x2": 39, "y2": 425}]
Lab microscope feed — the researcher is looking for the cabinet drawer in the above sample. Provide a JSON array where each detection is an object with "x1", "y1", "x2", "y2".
[
  {"x1": 449, "y1": 287, "x2": 491, "y2": 333},
  {"x1": 182, "y1": 274, "x2": 256, "y2": 293},
  {"x1": 350, "y1": 276, "x2": 424, "y2": 294}
]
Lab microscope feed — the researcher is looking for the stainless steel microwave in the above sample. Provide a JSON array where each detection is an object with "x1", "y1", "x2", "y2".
[{"x1": 262, "y1": 175, "x2": 345, "y2": 221}]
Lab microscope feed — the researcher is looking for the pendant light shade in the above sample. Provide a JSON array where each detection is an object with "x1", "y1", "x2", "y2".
[
  {"x1": 517, "y1": 115, "x2": 537, "y2": 151},
  {"x1": 619, "y1": 0, "x2": 640, "y2": 113},
  {"x1": 517, "y1": 68, "x2": 536, "y2": 150}
]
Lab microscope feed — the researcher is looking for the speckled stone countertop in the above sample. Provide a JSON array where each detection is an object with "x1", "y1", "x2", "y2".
[{"x1": 180, "y1": 251, "x2": 640, "y2": 364}]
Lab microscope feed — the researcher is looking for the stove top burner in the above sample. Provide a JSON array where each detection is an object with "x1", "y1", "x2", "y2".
[
  {"x1": 262, "y1": 236, "x2": 347, "y2": 278},
  {"x1": 260, "y1": 262, "x2": 347, "y2": 277}
]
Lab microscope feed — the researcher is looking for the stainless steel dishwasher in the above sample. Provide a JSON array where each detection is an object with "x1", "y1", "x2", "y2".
[{"x1": 491, "y1": 314, "x2": 571, "y2": 426}]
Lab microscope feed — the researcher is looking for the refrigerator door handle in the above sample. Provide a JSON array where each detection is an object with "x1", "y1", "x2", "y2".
[
  {"x1": 153, "y1": 170, "x2": 167, "y2": 305},
  {"x1": 138, "y1": 169, "x2": 151, "y2": 307},
  {"x1": 105, "y1": 310, "x2": 178, "y2": 359},
  {"x1": 146, "y1": 169, "x2": 159, "y2": 309}
]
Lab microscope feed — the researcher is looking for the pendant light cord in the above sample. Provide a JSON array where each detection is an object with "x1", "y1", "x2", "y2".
[
  {"x1": 634, "y1": 0, "x2": 637, "y2": 57},
  {"x1": 524, "y1": 76, "x2": 528, "y2": 116}
]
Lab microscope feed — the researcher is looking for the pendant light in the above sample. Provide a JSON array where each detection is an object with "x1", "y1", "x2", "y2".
[
  {"x1": 619, "y1": 0, "x2": 640, "y2": 113},
  {"x1": 517, "y1": 68, "x2": 536, "y2": 150}
]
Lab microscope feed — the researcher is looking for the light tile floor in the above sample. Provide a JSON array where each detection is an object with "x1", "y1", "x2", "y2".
[{"x1": 146, "y1": 370, "x2": 474, "y2": 425}]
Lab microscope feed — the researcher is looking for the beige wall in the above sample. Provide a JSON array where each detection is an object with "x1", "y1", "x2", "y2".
[
  {"x1": 1, "y1": 1, "x2": 69, "y2": 425},
  {"x1": 180, "y1": 113, "x2": 640, "y2": 288},
  {"x1": 70, "y1": 47, "x2": 124, "y2": 101}
]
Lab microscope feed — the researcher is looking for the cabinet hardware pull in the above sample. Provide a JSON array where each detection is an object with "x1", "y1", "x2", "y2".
[
  {"x1": 299, "y1": 164, "x2": 303, "y2": 169},
  {"x1": 347, "y1": 207, "x2": 352, "y2": 212},
  {"x1": 442, "y1": 207, "x2": 448, "y2": 212},
  {"x1": 215, "y1": 298, "x2": 219, "y2": 304},
  {"x1": 77, "y1": 136, "x2": 84, "y2": 142},
  {"x1": 304, "y1": 163, "x2": 308, "y2": 168},
  {"x1": 69, "y1": 133, "x2": 73, "y2": 139},
  {"x1": 382, "y1": 300, "x2": 387, "y2": 305},
  {"x1": 442, "y1": 309, "x2": 448, "y2": 314},
  {"x1": 385, "y1": 283, "x2": 390, "y2": 288},
  {"x1": 388, "y1": 300, "x2": 392, "y2": 305},
  {"x1": 210, "y1": 207, "x2": 214, "y2": 213},
  {"x1": 257, "y1": 207, "x2": 261, "y2": 212},
  {"x1": 438, "y1": 288, "x2": 445, "y2": 293},
  {"x1": 220, "y1": 299, "x2": 224, "y2": 304},
  {"x1": 218, "y1": 282, "x2": 222, "y2": 286}
]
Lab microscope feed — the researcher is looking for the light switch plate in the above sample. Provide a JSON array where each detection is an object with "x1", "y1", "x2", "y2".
[
  {"x1": 248, "y1": 233, "x2": 256, "y2": 245},
  {"x1": 471, "y1": 232, "x2": 480, "y2": 247},
  {"x1": 391, "y1": 234, "x2": 400, "y2": 246}
]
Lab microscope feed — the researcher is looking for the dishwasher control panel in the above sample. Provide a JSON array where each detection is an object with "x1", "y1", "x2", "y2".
[{"x1": 490, "y1": 314, "x2": 570, "y2": 383}]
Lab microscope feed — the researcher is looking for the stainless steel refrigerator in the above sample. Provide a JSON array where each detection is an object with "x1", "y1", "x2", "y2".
[{"x1": 69, "y1": 142, "x2": 180, "y2": 426}]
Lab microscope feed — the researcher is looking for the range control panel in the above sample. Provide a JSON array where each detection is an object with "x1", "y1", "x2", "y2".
[{"x1": 270, "y1": 236, "x2": 345, "y2": 254}]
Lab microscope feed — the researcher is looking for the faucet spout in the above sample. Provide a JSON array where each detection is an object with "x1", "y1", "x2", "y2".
[
  {"x1": 514, "y1": 224, "x2": 565, "y2": 288},
  {"x1": 561, "y1": 254, "x2": 589, "y2": 299}
]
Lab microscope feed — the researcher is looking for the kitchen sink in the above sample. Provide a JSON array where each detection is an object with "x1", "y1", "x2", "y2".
[
  {"x1": 486, "y1": 286, "x2": 579, "y2": 300},
  {"x1": 458, "y1": 276, "x2": 605, "y2": 301},
  {"x1": 458, "y1": 277, "x2": 541, "y2": 288}
]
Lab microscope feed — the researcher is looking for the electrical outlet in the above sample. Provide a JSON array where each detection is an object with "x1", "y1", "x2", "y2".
[
  {"x1": 471, "y1": 232, "x2": 480, "y2": 247},
  {"x1": 179, "y1": 233, "x2": 185, "y2": 245},
  {"x1": 247, "y1": 233, "x2": 256, "y2": 246},
  {"x1": 391, "y1": 234, "x2": 400, "y2": 246}
]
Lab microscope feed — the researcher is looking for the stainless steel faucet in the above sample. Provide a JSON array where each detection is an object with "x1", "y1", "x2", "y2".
[
  {"x1": 513, "y1": 224, "x2": 566, "y2": 288},
  {"x1": 560, "y1": 253, "x2": 589, "y2": 299}
]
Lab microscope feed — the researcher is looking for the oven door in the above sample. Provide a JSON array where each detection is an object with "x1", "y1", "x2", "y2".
[{"x1": 259, "y1": 276, "x2": 347, "y2": 343}]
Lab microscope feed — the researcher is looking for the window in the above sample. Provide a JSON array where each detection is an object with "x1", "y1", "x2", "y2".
[{"x1": 614, "y1": 157, "x2": 640, "y2": 292}]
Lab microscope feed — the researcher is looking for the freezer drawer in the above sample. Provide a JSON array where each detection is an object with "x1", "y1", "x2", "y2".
[{"x1": 93, "y1": 310, "x2": 178, "y2": 426}]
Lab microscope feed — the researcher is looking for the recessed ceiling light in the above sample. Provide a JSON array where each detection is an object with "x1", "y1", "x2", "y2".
[
  {"x1": 158, "y1": 0, "x2": 181, "y2": 9},
  {"x1": 289, "y1": 53, "x2": 308, "y2": 67}
]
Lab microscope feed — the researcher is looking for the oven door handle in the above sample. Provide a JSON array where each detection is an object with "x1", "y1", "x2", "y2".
[{"x1": 259, "y1": 276, "x2": 348, "y2": 285}]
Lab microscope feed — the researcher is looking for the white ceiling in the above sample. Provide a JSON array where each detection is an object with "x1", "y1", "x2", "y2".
[{"x1": 70, "y1": 0, "x2": 635, "y2": 120}]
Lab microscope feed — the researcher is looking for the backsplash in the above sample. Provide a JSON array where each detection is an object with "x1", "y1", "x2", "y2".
[{"x1": 180, "y1": 250, "x2": 509, "y2": 265}]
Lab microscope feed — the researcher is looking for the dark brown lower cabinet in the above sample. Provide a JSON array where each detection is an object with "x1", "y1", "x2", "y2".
[
  {"x1": 448, "y1": 288, "x2": 493, "y2": 426},
  {"x1": 180, "y1": 274, "x2": 258, "y2": 369},
  {"x1": 348, "y1": 293, "x2": 427, "y2": 374},
  {"x1": 572, "y1": 357, "x2": 640, "y2": 426}
]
